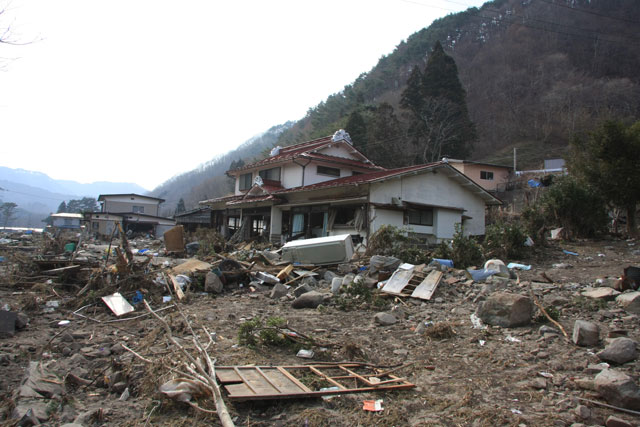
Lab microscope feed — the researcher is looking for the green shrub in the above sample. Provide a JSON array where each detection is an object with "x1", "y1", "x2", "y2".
[
  {"x1": 450, "y1": 224, "x2": 483, "y2": 268},
  {"x1": 365, "y1": 225, "x2": 428, "y2": 263},
  {"x1": 483, "y1": 220, "x2": 528, "y2": 260}
]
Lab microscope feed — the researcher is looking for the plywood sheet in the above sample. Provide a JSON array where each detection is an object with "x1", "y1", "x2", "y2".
[{"x1": 411, "y1": 270, "x2": 443, "y2": 300}]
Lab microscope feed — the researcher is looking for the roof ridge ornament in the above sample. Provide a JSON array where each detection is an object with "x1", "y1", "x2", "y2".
[{"x1": 331, "y1": 129, "x2": 352, "y2": 145}]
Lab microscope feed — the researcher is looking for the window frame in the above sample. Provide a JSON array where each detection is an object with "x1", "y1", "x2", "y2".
[
  {"x1": 258, "y1": 167, "x2": 281, "y2": 182},
  {"x1": 239, "y1": 173, "x2": 253, "y2": 190},
  {"x1": 480, "y1": 170, "x2": 494, "y2": 180},
  {"x1": 317, "y1": 165, "x2": 340, "y2": 177},
  {"x1": 407, "y1": 208, "x2": 433, "y2": 226}
]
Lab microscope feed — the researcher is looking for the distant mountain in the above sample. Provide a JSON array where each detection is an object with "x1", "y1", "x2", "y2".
[
  {"x1": 0, "y1": 166, "x2": 148, "y2": 196},
  {"x1": 150, "y1": 122, "x2": 293, "y2": 216},
  {"x1": 0, "y1": 166, "x2": 149, "y2": 227}
]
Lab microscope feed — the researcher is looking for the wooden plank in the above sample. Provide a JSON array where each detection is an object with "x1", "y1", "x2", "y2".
[
  {"x1": 215, "y1": 368, "x2": 242, "y2": 383},
  {"x1": 381, "y1": 268, "x2": 414, "y2": 295},
  {"x1": 411, "y1": 270, "x2": 443, "y2": 300},
  {"x1": 168, "y1": 274, "x2": 185, "y2": 300},
  {"x1": 308, "y1": 366, "x2": 348, "y2": 390},
  {"x1": 276, "y1": 367, "x2": 313, "y2": 393}
]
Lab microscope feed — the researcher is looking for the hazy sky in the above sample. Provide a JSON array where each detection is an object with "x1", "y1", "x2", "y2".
[{"x1": 0, "y1": 0, "x2": 486, "y2": 190}]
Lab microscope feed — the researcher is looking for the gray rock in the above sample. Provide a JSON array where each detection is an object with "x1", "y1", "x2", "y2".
[
  {"x1": 301, "y1": 276, "x2": 318, "y2": 287},
  {"x1": 605, "y1": 415, "x2": 633, "y2": 427},
  {"x1": 476, "y1": 292, "x2": 533, "y2": 327},
  {"x1": 616, "y1": 292, "x2": 640, "y2": 314},
  {"x1": 582, "y1": 287, "x2": 620, "y2": 300},
  {"x1": 205, "y1": 271, "x2": 224, "y2": 294},
  {"x1": 270, "y1": 283, "x2": 289, "y2": 299},
  {"x1": 539, "y1": 325, "x2": 559, "y2": 335},
  {"x1": 572, "y1": 320, "x2": 600, "y2": 346},
  {"x1": 292, "y1": 291, "x2": 328, "y2": 309},
  {"x1": 11, "y1": 401, "x2": 50, "y2": 422},
  {"x1": 324, "y1": 270, "x2": 339, "y2": 282},
  {"x1": 15, "y1": 313, "x2": 29, "y2": 329},
  {"x1": 369, "y1": 255, "x2": 401, "y2": 274},
  {"x1": 595, "y1": 369, "x2": 640, "y2": 410},
  {"x1": 342, "y1": 274, "x2": 355, "y2": 286},
  {"x1": 293, "y1": 283, "x2": 312, "y2": 298},
  {"x1": 573, "y1": 404, "x2": 590, "y2": 419},
  {"x1": 374, "y1": 312, "x2": 397, "y2": 326},
  {"x1": 331, "y1": 277, "x2": 343, "y2": 295},
  {"x1": 597, "y1": 337, "x2": 638, "y2": 364},
  {"x1": 19, "y1": 361, "x2": 64, "y2": 399}
]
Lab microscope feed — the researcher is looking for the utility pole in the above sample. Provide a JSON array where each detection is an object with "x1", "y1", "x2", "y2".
[{"x1": 513, "y1": 147, "x2": 517, "y2": 173}]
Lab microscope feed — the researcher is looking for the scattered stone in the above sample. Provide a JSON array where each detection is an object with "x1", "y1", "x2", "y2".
[
  {"x1": 552, "y1": 263, "x2": 572, "y2": 269},
  {"x1": 374, "y1": 312, "x2": 397, "y2": 326},
  {"x1": 476, "y1": 292, "x2": 533, "y2": 327},
  {"x1": 342, "y1": 274, "x2": 355, "y2": 287},
  {"x1": 572, "y1": 320, "x2": 599, "y2": 346},
  {"x1": 594, "y1": 369, "x2": 640, "y2": 410},
  {"x1": 270, "y1": 283, "x2": 289, "y2": 299},
  {"x1": 616, "y1": 292, "x2": 640, "y2": 314},
  {"x1": 15, "y1": 313, "x2": 29, "y2": 329},
  {"x1": 539, "y1": 325, "x2": 559, "y2": 335},
  {"x1": 581, "y1": 287, "x2": 620, "y2": 300},
  {"x1": 12, "y1": 401, "x2": 49, "y2": 423},
  {"x1": 19, "y1": 361, "x2": 65, "y2": 399},
  {"x1": 293, "y1": 283, "x2": 312, "y2": 297},
  {"x1": 597, "y1": 337, "x2": 638, "y2": 364},
  {"x1": 584, "y1": 362, "x2": 610, "y2": 374},
  {"x1": 205, "y1": 271, "x2": 224, "y2": 294},
  {"x1": 573, "y1": 377, "x2": 595, "y2": 391},
  {"x1": 605, "y1": 415, "x2": 633, "y2": 427},
  {"x1": 324, "y1": 270, "x2": 339, "y2": 282},
  {"x1": 291, "y1": 291, "x2": 328, "y2": 309},
  {"x1": 530, "y1": 378, "x2": 547, "y2": 390},
  {"x1": 573, "y1": 404, "x2": 590, "y2": 419},
  {"x1": 301, "y1": 276, "x2": 318, "y2": 287},
  {"x1": 331, "y1": 277, "x2": 343, "y2": 295}
]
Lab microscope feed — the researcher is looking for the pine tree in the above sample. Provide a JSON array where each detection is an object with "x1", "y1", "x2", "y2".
[
  {"x1": 345, "y1": 110, "x2": 368, "y2": 152},
  {"x1": 176, "y1": 198, "x2": 186, "y2": 214},
  {"x1": 400, "y1": 41, "x2": 476, "y2": 162},
  {"x1": 57, "y1": 201, "x2": 67, "y2": 213}
]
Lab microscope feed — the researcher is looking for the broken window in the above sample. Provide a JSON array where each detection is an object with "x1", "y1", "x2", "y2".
[
  {"x1": 239, "y1": 173, "x2": 252, "y2": 191},
  {"x1": 228, "y1": 216, "x2": 241, "y2": 232},
  {"x1": 317, "y1": 165, "x2": 340, "y2": 177},
  {"x1": 258, "y1": 167, "x2": 281, "y2": 182},
  {"x1": 252, "y1": 218, "x2": 266, "y2": 236},
  {"x1": 480, "y1": 170, "x2": 494, "y2": 180},
  {"x1": 408, "y1": 208, "x2": 433, "y2": 226}
]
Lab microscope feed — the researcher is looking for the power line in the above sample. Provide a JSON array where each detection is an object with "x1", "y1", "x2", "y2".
[{"x1": 537, "y1": 0, "x2": 640, "y2": 25}]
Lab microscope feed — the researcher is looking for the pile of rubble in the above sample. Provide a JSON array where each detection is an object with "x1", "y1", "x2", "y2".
[{"x1": 1, "y1": 226, "x2": 639, "y2": 426}]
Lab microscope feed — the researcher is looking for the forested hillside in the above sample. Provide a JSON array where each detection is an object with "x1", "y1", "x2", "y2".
[
  {"x1": 278, "y1": 0, "x2": 640, "y2": 169},
  {"x1": 151, "y1": 0, "x2": 640, "y2": 209}
]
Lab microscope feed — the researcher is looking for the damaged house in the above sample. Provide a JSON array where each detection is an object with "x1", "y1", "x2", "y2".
[
  {"x1": 85, "y1": 194, "x2": 176, "y2": 237},
  {"x1": 200, "y1": 130, "x2": 501, "y2": 245}
]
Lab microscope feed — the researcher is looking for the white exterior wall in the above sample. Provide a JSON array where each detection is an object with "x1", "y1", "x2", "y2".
[
  {"x1": 370, "y1": 171, "x2": 487, "y2": 238},
  {"x1": 304, "y1": 164, "x2": 352, "y2": 186},
  {"x1": 318, "y1": 145, "x2": 358, "y2": 159},
  {"x1": 102, "y1": 195, "x2": 161, "y2": 216},
  {"x1": 370, "y1": 207, "x2": 403, "y2": 232},
  {"x1": 282, "y1": 164, "x2": 303, "y2": 189}
]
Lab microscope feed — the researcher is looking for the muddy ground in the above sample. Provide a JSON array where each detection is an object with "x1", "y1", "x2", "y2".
[{"x1": 0, "y1": 233, "x2": 639, "y2": 426}]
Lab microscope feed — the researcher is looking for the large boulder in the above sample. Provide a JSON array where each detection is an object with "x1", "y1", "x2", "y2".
[
  {"x1": 595, "y1": 369, "x2": 640, "y2": 410},
  {"x1": 616, "y1": 292, "x2": 640, "y2": 314},
  {"x1": 374, "y1": 312, "x2": 397, "y2": 326},
  {"x1": 291, "y1": 291, "x2": 329, "y2": 309},
  {"x1": 204, "y1": 271, "x2": 224, "y2": 294},
  {"x1": 597, "y1": 338, "x2": 638, "y2": 364},
  {"x1": 572, "y1": 320, "x2": 600, "y2": 347},
  {"x1": 476, "y1": 292, "x2": 533, "y2": 327}
]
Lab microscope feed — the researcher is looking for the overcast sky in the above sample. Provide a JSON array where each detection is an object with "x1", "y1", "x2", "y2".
[{"x1": 0, "y1": 0, "x2": 486, "y2": 190}]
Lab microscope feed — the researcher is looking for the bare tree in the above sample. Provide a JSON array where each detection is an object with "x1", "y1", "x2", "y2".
[
  {"x1": 414, "y1": 97, "x2": 461, "y2": 163},
  {"x1": 1, "y1": 202, "x2": 17, "y2": 228}
]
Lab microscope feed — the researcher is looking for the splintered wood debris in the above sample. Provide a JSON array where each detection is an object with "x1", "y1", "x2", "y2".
[{"x1": 214, "y1": 363, "x2": 415, "y2": 401}]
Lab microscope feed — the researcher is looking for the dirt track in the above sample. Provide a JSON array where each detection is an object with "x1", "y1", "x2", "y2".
[{"x1": 1, "y1": 234, "x2": 639, "y2": 426}]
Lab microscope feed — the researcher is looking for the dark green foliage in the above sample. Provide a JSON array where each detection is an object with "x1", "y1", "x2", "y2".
[
  {"x1": 400, "y1": 41, "x2": 475, "y2": 163},
  {"x1": 345, "y1": 110, "x2": 368, "y2": 150},
  {"x1": 364, "y1": 225, "x2": 428, "y2": 263},
  {"x1": 540, "y1": 175, "x2": 608, "y2": 238},
  {"x1": 56, "y1": 201, "x2": 67, "y2": 213},
  {"x1": 65, "y1": 197, "x2": 98, "y2": 213},
  {"x1": 450, "y1": 224, "x2": 483, "y2": 268},
  {"x1": 521, "y1": 204, "x2": 547, "y2": 245},
  {"x1": 483, "y1": 220, "x2": 528, "y2": 260},
  {"x1": 569, "y1": 120, "x2": 640, "y2": 234},
  {"x1": 175, "y1": 198, "x2": 186, "y2": 215}
]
